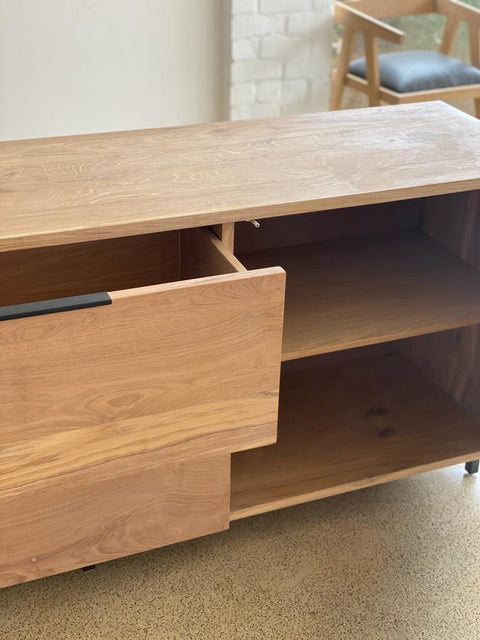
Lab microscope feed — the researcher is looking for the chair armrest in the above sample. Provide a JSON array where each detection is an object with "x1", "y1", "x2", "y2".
[
  {"x1": 334, "y1": 2, "x2": 405, "y2": 44},
  {"x1": 438, "y1": 0, "x2": 480, "y2": 26}
]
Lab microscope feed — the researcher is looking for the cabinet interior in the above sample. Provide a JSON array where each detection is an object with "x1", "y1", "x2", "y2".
[
  {"x1": 230, "y1": 191, "x2": 480, "y2": 519},
  {"x1": 0, "y1": 227, "x2": 242, "y2": 307}
]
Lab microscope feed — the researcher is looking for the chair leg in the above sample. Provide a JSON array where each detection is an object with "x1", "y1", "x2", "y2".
[
  {"x1": 330, "y1": 26, "x2": 355, "y2": 111},
  {"x1": 475, "y1": 98, "x2": 480, "y2": 119},
  {"x1": 465, "y1": 460, "x2": 479, "y2": 474}
]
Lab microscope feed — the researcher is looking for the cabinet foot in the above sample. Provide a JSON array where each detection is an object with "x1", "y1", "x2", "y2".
[
  {"x1": 465, "y1": 460, "x2": 479, "y2": 475},
  {"x1": 81, "y1": 565, "x2": 97, "y2": 572}
]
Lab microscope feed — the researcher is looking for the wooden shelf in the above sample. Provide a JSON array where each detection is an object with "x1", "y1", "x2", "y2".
[
  {"x1": 239, "y1": 229, "x2": 480, "y2": 361},
  {"x1": 230, "y1": 352, "x2": 480, "y2": 520}
]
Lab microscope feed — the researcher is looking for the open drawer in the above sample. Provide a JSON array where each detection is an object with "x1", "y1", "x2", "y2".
[{"x1": 0, "y1": 228, "x2": 285, "y2": 586}]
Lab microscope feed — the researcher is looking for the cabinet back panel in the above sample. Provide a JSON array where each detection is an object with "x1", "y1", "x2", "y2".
[{"x1": 234, "y1": 199, "x2": 422, "y2": 254}]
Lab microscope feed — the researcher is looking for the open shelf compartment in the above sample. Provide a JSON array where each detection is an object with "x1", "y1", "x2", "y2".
[
  {"x1": 230, "y1": 349, "x2": 480, "y2": 520},
  {"x1": 239, "y1": 228, "x2": 480, "y2": 361}
]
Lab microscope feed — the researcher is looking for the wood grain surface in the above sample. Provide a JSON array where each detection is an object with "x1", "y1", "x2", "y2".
[
  {"x1": 240, "y1": 229, "x2": 480, "y2": 360},
  {"x1": 180, "y1": 227, "x2": 246, "y2": 280},
  {"x1": 0, "y1": 453, "x2": 230, "y2": 588},
  {"x1": 1, "y1": 268, "x2": 285, "y2": 492},
  {"x1": 0, "y1": 231, "x2": 180, "y2": 306},
  {"x1": 230, "y1": 351, "x2": 480, "y2": 519},
  {"x1": 1, "y1": 103, "x2": 479, "y2": 252},
  {"x1": 0, "y1": 227, "x2": 243, "y2": 307}
]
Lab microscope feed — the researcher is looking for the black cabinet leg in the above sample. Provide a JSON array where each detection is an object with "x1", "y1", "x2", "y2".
[
  {"x1": 465, "y1": 460, "x2": 479, "y2": 474},
  {"x1": 81, "y1": 564, "x2": 97, "y2": 572}
]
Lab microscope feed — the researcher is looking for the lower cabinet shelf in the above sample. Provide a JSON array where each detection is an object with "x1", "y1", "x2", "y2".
[{"x1": 230, "y1": 350, "x2": 480, "y2": 521}]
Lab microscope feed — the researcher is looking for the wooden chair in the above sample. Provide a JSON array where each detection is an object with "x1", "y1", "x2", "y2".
[{"x1": 330, "y1": 0, "x2": 480, "y2": 117}]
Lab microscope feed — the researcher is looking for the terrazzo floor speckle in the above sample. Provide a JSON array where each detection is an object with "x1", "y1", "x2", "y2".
[{"x1": 1, "y1": 465, "x2": 479, "y2": 640}]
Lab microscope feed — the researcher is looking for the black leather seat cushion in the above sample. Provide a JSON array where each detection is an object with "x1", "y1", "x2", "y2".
[{"x1": 349, "y1": 50, "x2": 480, "y2": 93}]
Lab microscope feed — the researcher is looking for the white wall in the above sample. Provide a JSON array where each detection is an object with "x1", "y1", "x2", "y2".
[
  {"x1": 230, "y1": 0, "x2": 333, "y2": 120},
  {"x1": 0, "y1": 0, "x2": 228, "y2": 140}
]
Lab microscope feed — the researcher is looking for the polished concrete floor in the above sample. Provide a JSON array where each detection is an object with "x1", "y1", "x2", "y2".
[{"x1": 1, "y1": 465, "x2": 479, "y2": 640}]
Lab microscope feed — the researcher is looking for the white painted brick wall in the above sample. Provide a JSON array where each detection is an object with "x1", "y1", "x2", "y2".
[
  {"x1": 230, "y1": 0, "x2": 334, "y2": 120},
  {"x1": 233, "y1": 0, "x2": 258, "y2": 12}
]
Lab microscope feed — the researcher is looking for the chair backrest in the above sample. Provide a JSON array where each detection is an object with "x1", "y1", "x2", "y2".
[
  {"x1": 340, "y1": 0, "x2": 437, "y2": 19},
  {"x1": 339, "y1": 0, "x2": 479, "y2": 62}
]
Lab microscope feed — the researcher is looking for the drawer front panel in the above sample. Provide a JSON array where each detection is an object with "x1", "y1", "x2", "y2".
[
  {"x1": 1, "y1": 268, "x2": 285, "y2": 491},
  {"x1": 0, "y1": 453, "x2": 230, "y2": 588}
]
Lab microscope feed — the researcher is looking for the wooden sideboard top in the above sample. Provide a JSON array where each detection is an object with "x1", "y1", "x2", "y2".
[{"x1": 1, "y1": 101, "x2": 479, "y2": 252}]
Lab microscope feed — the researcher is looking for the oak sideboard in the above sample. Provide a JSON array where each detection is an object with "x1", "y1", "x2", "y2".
[{"x1": 1, "y1": 102, "x2": 480, "y2": 588}]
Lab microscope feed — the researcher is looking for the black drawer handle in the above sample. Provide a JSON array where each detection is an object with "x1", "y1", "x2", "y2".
[{"x1": 0, "y1": 292, "x2": 112, "y2": 322}]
